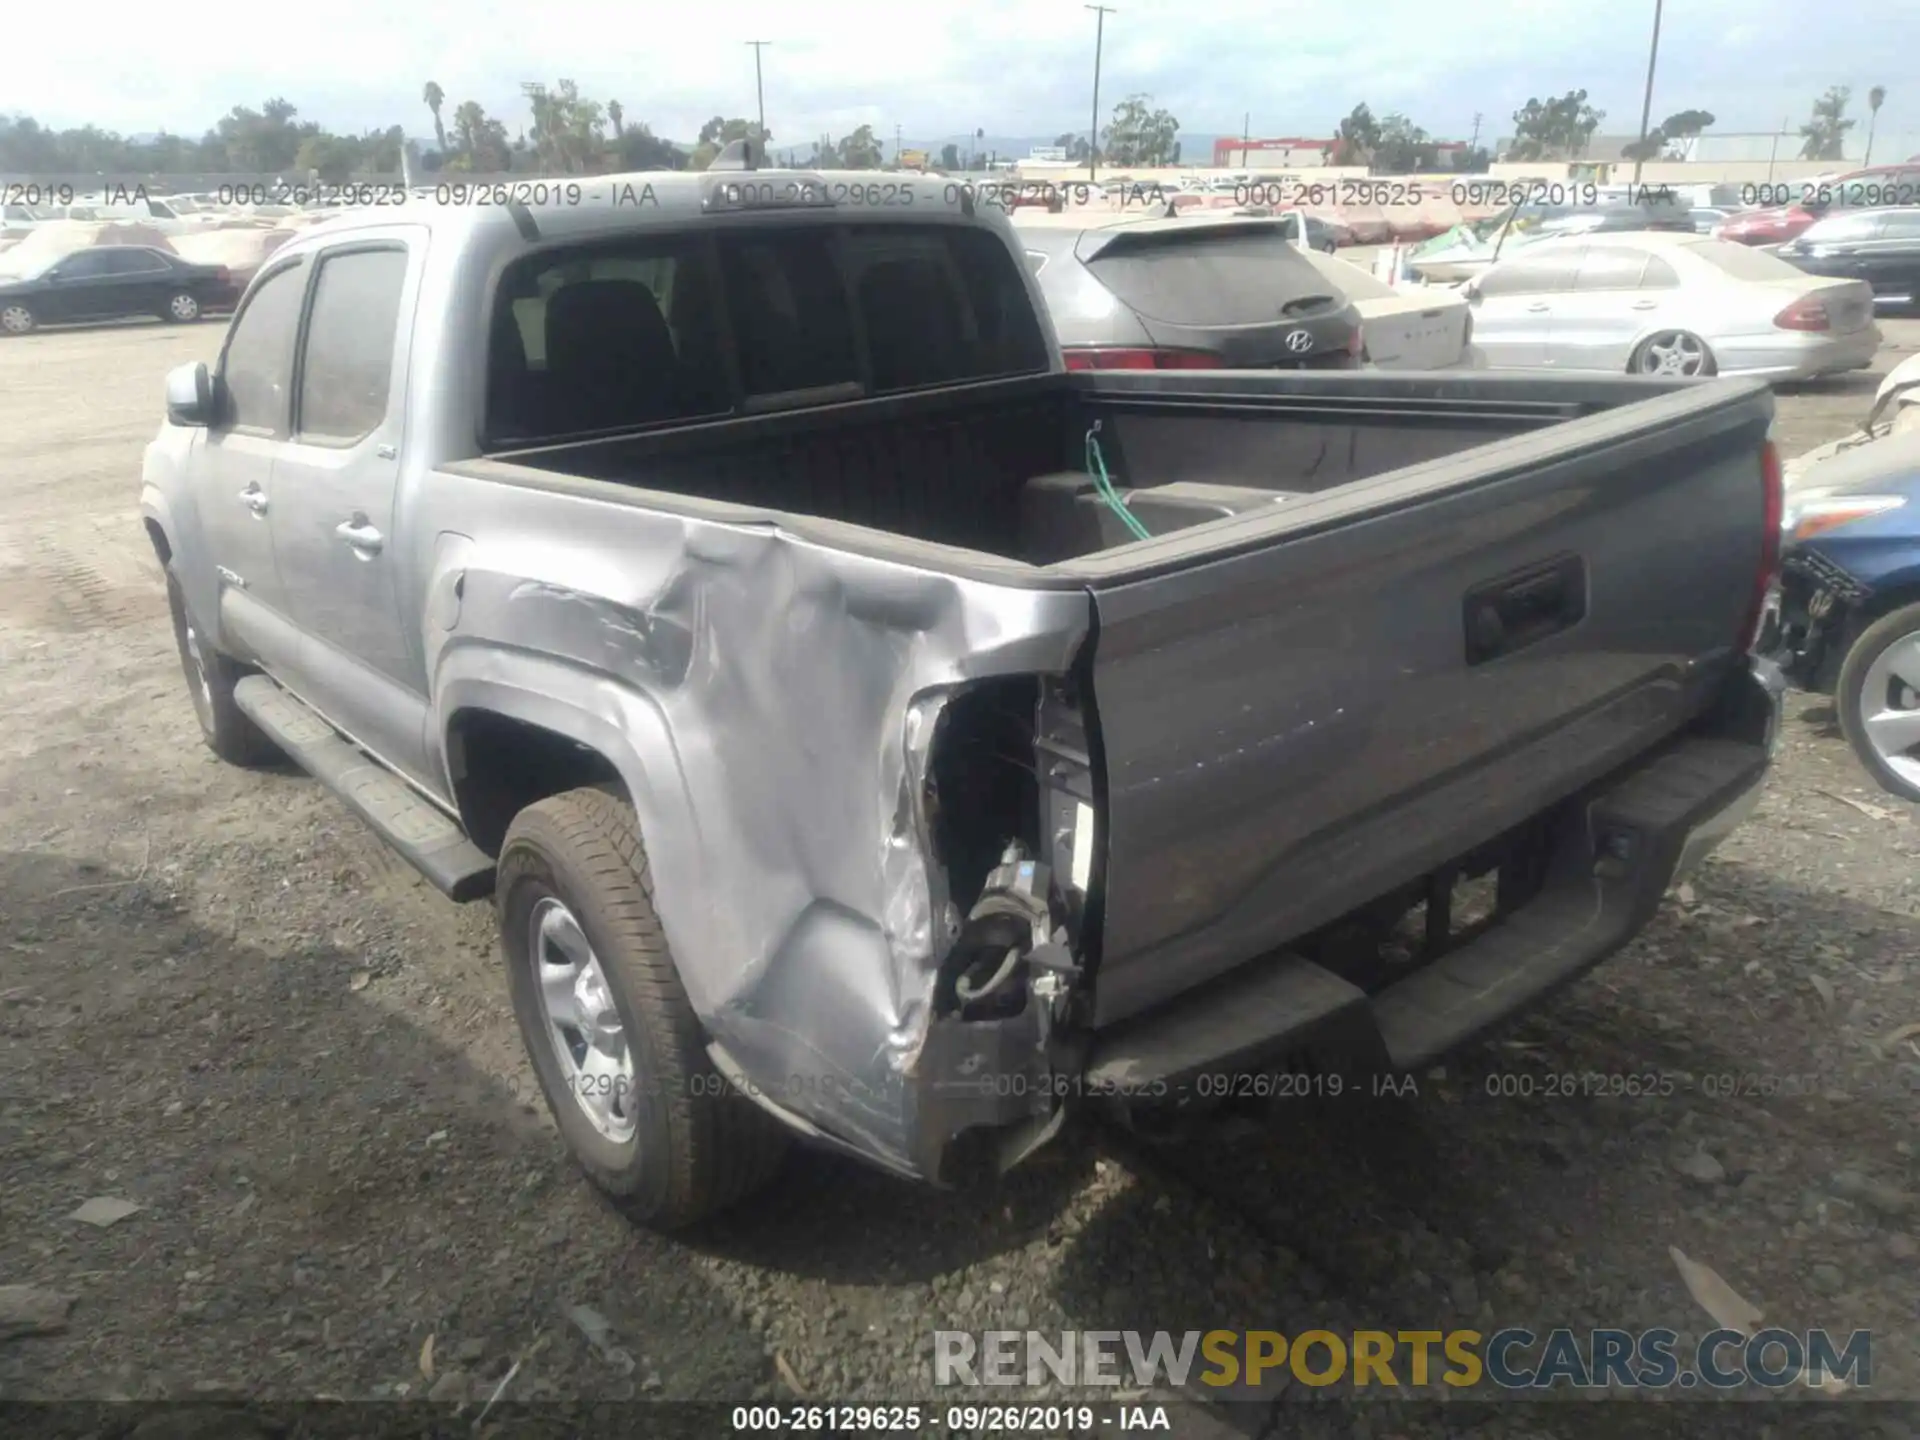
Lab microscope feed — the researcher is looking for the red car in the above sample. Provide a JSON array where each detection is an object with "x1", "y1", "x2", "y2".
[{"x1": 1718, "y1": 162, "x2": 1920, "y2": 246}]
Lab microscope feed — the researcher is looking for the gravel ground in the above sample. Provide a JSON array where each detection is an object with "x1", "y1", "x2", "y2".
[{"x1": 3, "y1": 317, "x2": 1919, "y2": 1436}]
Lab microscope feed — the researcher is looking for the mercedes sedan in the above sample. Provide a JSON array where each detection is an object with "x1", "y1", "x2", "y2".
[{"x1": 1463, "y1": 231, "x2": 1879, "y2": 380}]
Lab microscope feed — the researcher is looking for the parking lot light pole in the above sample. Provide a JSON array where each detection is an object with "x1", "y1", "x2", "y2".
[
  {"x1": 746, "y1": 41, "x2": 771, "y2": 155},
  {"x1": 1630, "y1": 0, "x2": 1664, "y2": 187},
  {"x1": 1086, "y1": 5, "x2": 1115, "y2": 183}
]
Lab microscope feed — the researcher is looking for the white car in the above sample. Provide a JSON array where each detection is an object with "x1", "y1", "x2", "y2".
[
  {"x1": 1295, "y1": 247, "x2": 1480, "y2": 369},
  {"x1": 1464, "y1": 231, "x2": 1881, "y2": 379}
]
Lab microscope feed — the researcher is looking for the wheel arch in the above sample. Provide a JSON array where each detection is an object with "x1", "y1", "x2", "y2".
[{"x1": 433, "y1": 652, "x2": 712, "y2": 991}]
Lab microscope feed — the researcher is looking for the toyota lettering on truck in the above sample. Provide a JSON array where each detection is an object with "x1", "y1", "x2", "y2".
[{"x1": 139, "y1": 143, "x2": 1784, "y2": 1230}]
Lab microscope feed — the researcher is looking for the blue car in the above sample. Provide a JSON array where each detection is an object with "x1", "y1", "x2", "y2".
[{"x1": 1767, "y1": 365, "x2": 1920, "y2": 800}]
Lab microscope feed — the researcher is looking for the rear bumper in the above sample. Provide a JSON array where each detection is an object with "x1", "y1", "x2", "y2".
[
  {"x1": 1082, "y1": 658, "x2": 1782, "y2": 1093},
  {"x1": 1718, "y1": 325, "x2": 1882, "y2": 380}
]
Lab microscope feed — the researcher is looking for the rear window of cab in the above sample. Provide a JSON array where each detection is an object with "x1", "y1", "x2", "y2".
[{"x1": 484, "y1": 222, "x2": 1049, "y2": 446}]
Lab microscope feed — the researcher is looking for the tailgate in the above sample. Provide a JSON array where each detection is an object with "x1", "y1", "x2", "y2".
[{"x1": 1078, "y1": 382, "x2": 1774, "y2": 1026}]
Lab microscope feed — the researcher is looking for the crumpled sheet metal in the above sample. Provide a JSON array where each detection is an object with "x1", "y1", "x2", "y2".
[{"x1": 431, "y1": 477, "x2": 1089, "y2": 1173}]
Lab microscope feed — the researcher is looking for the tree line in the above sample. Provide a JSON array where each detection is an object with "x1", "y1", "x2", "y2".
[{"x1": 0, "y1": 80, "x2": 1893, "y2": 180}]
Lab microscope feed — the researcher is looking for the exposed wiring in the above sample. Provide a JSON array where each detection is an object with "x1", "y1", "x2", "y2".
[{"x1": 1085, "y1": 421, "x2": 1152, "y2": 542}]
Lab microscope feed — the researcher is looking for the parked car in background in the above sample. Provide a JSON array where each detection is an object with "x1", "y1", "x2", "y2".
[
  {"x1": 1777, "y1": 208, "x2": 1920, "y2": 310},
  {"x1": 1013, "y1": 212, "x2": 1364, "y2": 370},
  {"x1": 1767, "y1": 353, "x2": 1920, "y2": 800},
  {"x1": 1294, "y1": 246, "x2": 1479, "y2": 369},
  {"x1": 1531, "y1": 195, "x2": 1697, "y2": 239},
  {"x1": 1692, "y1": 208, "x2": 1733, "y2": 232},
  {"x1": 1227, "y1": 206, "x2": 1348, "y2": 252},
  {"x1": 51, "y1": 196, "x2": 192, "y2": 235},
  {"x1": 1716, "y1": 162, "x2": 1920, "y2": 247},
  {"x1": 170, "y1": 227, "x2": 297, "y2": 295},
  {"x1": 0, "y1": 245, "x2": 235, "y2": 334},
  {"x1": 1465, "y1": 232, "x2": 1879, "y2": 379}
]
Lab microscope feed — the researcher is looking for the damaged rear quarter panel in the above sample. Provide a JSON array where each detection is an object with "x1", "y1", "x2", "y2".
[{"x1": 417, "y1": 466, "x2": 1091, "y2": 1174}]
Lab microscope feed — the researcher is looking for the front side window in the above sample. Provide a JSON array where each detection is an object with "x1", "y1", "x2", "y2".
[
  {"x1": 1478, "y1": 249, "x2": 1583, "y2": 298},
  {"x1": 55, "y1": 251, "x2": 111, "y2": 279},
  {"x1": 220, "y1": 261, "x2": 307, "y2": 433},
  {"x1": 297, "y1": 248, "x2": 410, "y2": 443}
]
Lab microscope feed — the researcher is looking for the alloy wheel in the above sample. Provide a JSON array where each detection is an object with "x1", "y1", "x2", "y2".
[
  {"x1": 1857, "y1": 628, "x2": 1920, "y2": 791},
  {"x1": 528, "y1": 895, "x2": 639, "y2": 1144}
]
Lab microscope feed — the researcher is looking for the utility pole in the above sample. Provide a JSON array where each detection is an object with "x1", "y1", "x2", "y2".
[
  {"x1": 1630, "y1": 0, "x2": 1664, "y2": 187},
  {"x1": 1086, "y1": 5, "x2": 1115, "y2": 182},
  {"x1": 895, "y1": 123, "x2": 904, "y2": 166},
  {"x1": 1468, "y1": 112, "x2": 1482, "y2": 151},
  {"x1": 1241, "y1": 111, "x2": 1250, "y2": 170},
  {"x1": 745, "y1": 41, "x2": 771, "y2": 154}
]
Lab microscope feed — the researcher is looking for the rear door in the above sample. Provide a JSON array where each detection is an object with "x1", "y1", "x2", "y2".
[
  {"x1": 1073, "y1": 386, "x2": 1774, "y2": 1025},
  {"x1": 1078, "y1": 222, "x2": 1359, "y2": 366},
  {"x1": 1547, "y1": 245, "x2": 1667, "y2": 372},
  {"x1": 1469, "y1": 247, "x2": 1584, "y2": 368},
  {"x1": 99, "y1": 248, "x2": 176, "y2": 318}
]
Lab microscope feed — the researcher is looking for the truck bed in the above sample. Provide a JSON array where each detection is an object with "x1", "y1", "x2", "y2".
[
  {"x1": 461, "y1": 367, "x2": 1775, "y2": 1033},
  {"x1": 477, "y1": 368, "x2": 1666, "y2": 567}
]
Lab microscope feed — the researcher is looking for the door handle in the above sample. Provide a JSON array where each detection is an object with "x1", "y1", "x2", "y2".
[
  {"x1": 1526, "y1": 301, "x2": 1550, "y2": 312},
  {"x1": 1630, "y1": 300, "x2": 1658, "y2": 310},
  {"x1": 335, "y1": 516, "x2": 385, "y2": 554},
  {"x1": 239, "y1": 485, "x2": 269, "y2": 515}
]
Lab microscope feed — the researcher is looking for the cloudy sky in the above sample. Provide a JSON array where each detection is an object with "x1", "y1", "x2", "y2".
[{"x1": 13, "y1": 0, "x2": 1914, "y2": 147}]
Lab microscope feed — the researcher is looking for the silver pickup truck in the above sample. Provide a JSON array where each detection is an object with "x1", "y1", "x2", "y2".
[{"x1": 142, "y1": 164, "x2": 1785, "y2": 1228}]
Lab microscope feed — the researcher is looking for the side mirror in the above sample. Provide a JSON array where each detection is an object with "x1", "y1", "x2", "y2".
[
  {"x1": 1462, "y1": 281, "x2": 1483, "y2": 304},
  {"x1": 165, "y1": 361, "x2": 215, "y2": 428}
]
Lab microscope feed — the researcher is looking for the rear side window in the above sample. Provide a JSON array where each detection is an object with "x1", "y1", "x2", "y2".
[
  {"x1": 221, "y1": 261, "x2": 307, "y2": 433},
  {"x1": 1085, "y1": 228, "x2": 1338, "y2": 326},
  {"x1": 1575, "y1": 248, "x2": 1649, "y2": 290},
  {"x1": 103, "y1": 249, "x2": 172, "y2": 275},
  {"x1": 1879, "y1": 211, "x2": 1920, "y2": 239},
  {"x1": 1640, "y1": 256, "x2": 1681, "y2": 288},
  {"x1": 484, "y1": 223, "x2": 1047, "y2": 442},
  {"x1": 297, "y1": 248, "x2": 409, "y2": 443}
]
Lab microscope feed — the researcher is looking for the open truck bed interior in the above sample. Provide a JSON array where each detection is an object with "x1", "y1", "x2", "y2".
[{"x1": 481, "y1": 369, "x2": 1692, "y2": 567}]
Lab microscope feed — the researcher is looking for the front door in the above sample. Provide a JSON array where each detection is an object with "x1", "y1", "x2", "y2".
[
  {"x1": 40, "y1": 250, "x2": 116, "y2": 321},
  {"x1": 190, "y1": 254, "x2": 312, "y2": 670},
  {"x1": 1468, "y1": 247, "x2": 1584, "y2": 369},
  {"x1": 266, "y1": 235, "x2": 434, "y2": 789}
]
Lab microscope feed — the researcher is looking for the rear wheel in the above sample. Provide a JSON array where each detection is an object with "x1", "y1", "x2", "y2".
[
  {"x1": 1630, "y1": 330, "x2": 1716, "y2": 378},
  {"x1": 1836, "y1": 600, "x2": 1920, "y2": 803},
  {"x1": 0, "y1": 301, "x2": 36, "y2": 336},
  {"x1": 498, "y1": 788, "x2": 788, "y2": 1228},
  {"x1": 163, "y1": 292, "x2": 201, "y2": 323},
  {"x1": 163, "y1": 565, "x2": 279, "y2": 765}
]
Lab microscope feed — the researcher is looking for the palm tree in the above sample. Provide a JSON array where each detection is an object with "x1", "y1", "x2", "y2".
[
  {"x1": 1864, "y1": 85, "x2": 1887, "y2": 166},
  {"x1": 422, "y1": 81, "x2": 447, "y2": 156},
  {"x1": 608, "y1": 100, "x2": 624, "y2": 137}
]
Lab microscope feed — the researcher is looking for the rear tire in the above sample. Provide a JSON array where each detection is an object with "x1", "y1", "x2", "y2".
[
  {"x1": 0, "y1": 301, "x2": 36, "y2": 336},
  {"x1": 1836, "y1": 600, "x2": 1920, "y2": 803},
  {"x1": 1629, "y1": 330, "x2": 1717, "y2": 378},
  {"x1": 164, "y1": 565, "x2": 279, "y2": 766},
  {"x1": 498, "y1": 788, "x2": 788, "y2": 1228},
  {"x1": 163, "y1": 292, "x2": 201, "y2": 323}
]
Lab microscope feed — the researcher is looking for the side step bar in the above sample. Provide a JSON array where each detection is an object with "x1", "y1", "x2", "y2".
[{"x1": 233, "y1": 676, "x2": 496, "y2": 901}]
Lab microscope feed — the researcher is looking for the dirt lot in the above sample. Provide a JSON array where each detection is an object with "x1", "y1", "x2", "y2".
[{"x1": 3, "y1": 318, "x2": 1919, "y2": 1433}]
